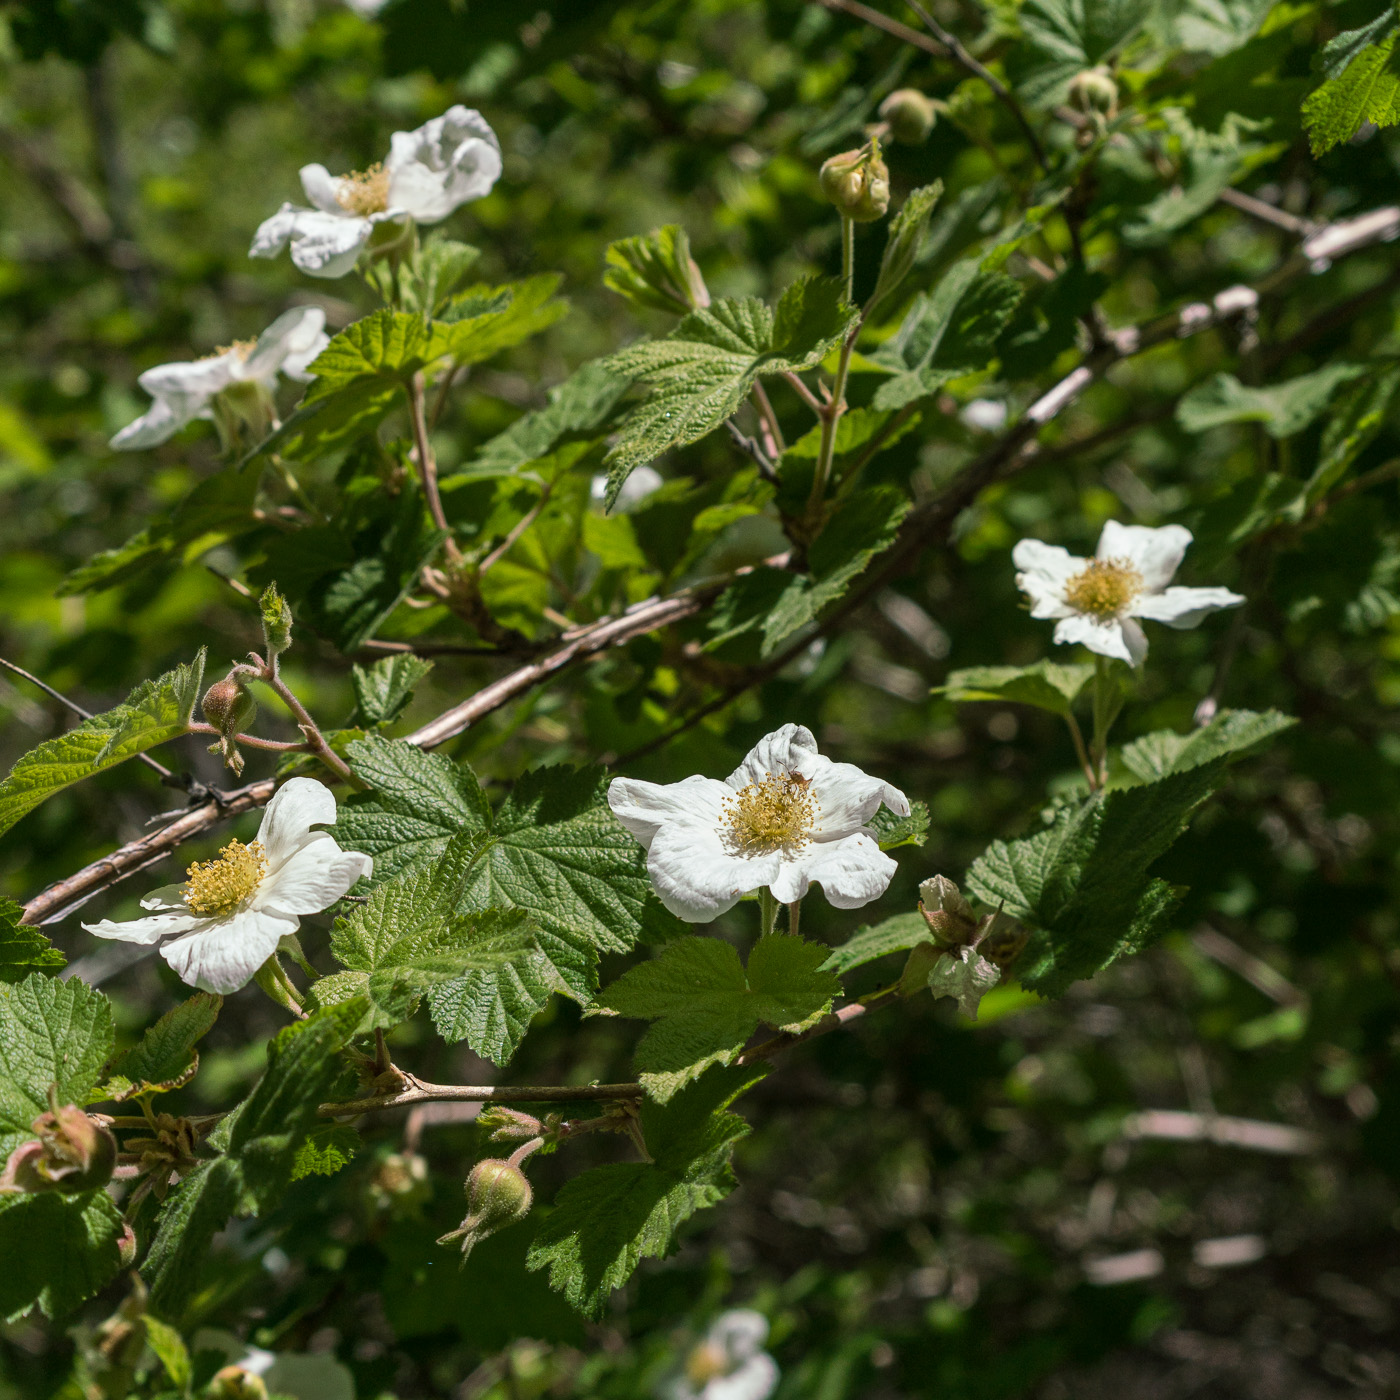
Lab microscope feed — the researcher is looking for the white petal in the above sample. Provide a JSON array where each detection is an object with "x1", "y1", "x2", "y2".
[
  {"x1": 1097, "y1": 521, "x2": 1192, "y2": 593},
  {"x1": 1053, "y1": 613, "x2": 1138, "y2": 664},
  {"x1": 83, "y1": 910, "x2": 202, "y2": 946},
  {"x1": 257, "y1": 837, "x2": 372, "y2": 916},
  {"x1": 249, "y1": 203, "x2": 300, "y2": 260},
  {"x1": 1132, "y1": 585, "x2": 1244, "y2": 629},
  {"x1": 299, "y1": 163, "x2": 349, "y2": 215},
  {"x1": 244, "y1": 306, "x2": 327, "y2": 383},
  {"x1": 110, "y1": 397, "x2": 187, "y2": 450},
  {"x1": 140, "y1": 884, "x2": 188, "y2": 912},
  {"x1": 726, "y1": 724, "x2": 819, "y2": 790},
  {"x1": 139, "y1": 354, "x2": 240, "y2": 400},
  {"x1": 257, "y1": 776, "x2": 337, "y2": 866},
  {"x1": 386, "y1": 105, "x2": 501, "y2": 221},
  {"x1": 807, "y1": 756, "x2": 908, "y2": 838},
  {"x1": 709, "y1": 1311, "x2": 769, "y2": 1361},
  {"x1": 1012, "y1": 538, "x2": 1085, "y2": 619},
  {"x1": 279, "y1": 307, "x2": 330, "y2": 381},
  {"x1": 159, "y1": 909, "x2": 295, "y2": 994},
  {"x1": 770, "y1": 832, "x2": 896, "y2": 909},
  {"x1": 607, "y1": 774, "x2": 728, "y2": 850},
  {"x1": 1120, "y1": 617, "x2": 1149, "y2": 665},
  {"x1": 646, "y1": 820, "x2": 779, "y2": 922},
  {"x1": 703, "y1": 1357, "x2": 779, "y2": 1400},
  {"x1": 283, "y1": 209, "x2": 375, "y2": 279}
]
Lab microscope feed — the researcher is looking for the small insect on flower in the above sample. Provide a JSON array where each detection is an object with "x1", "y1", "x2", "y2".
[
  {"x1": 82, "y1": 777, "x2": 372, "y2": 994},
  {"x1": 1013, "y1": 520, "x2": 1244, "y2": 666},
  {"x1": 609, "y1": 723, "x2": 909, "y2": 922}
]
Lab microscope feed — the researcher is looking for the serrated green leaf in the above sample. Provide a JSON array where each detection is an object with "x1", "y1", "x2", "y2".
[
  {"x1": 1118, "y1": 708, "x2": 1295, "y2": 782},
  {"x1": 143, "y1": 1314, "x2": 192, "y2": 1391},
  {"x1": 966, "y1": 766, "x2": 1227, "y2": 996},
  {"x1": 0, "y1": 899, "x2": 65, "y2": 984},
  {"x1": 1303, "y1": 23, "x2": 1400, "y2": 156},
  {"x1": 439, "y1": 274, "x2": 567, "y2": 363},
  {"x1": 0, "y1": 1190, "x2": 124, "y2": 1322},
  {"x1": 1020, "y1": 0, "x2": 1145, "y2": 65},
  {"x1": 1303, "y1": 363, "x2": 1400, "y2": 508},
  {"x1": 0, "y1": 650, "x2": 204, "y2": 838},
  {"x1": 291, "y1": 1122, "x2": 360, "y2": 1181},
  {"x1": 597, "y1": 936, "x2": 839, "y2": 1102},
  {"x1": 869, "y1": 800, "x2": 930, "y2": 850},
  {"x1": 392, "y1": 232, "x2": 481, "y2": 316},
  {"x1": 867, "y1": 181, "x2": 943, "y2": 319},
  {"x1": 821, "y1": 912, "x2": 934, "y2": 975},
  {"x1": 526, "y1": 1064, "x2": 764, "y2": 1315},
  {"x1": 603, "y1": 275, "x2": 856, "y2": 503},
  {"x1": 0, "y1": 973, "x2": 115, "y2": 1161},
  {"x1": 1177, "y1": 364, "x2": 1367, "y2": 439},
  {"x1": 351, "y1": 654, "x2": 434, "y2": 727},
  {"x1": 936, "y1": 660, "x2": 1096, "y2": 716},
  {"x1": 99, "y1": 992, "x2": 222, "y2": 1103},
  {"x1": 604, "y1": 224, "x2": 710, "y2": 316}
]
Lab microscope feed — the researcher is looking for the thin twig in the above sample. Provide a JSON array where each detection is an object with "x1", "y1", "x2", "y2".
[
  {"x1": 782, "y1": 369, "x2": 825, "y2": 418},
  {"x1": 814, "y1": 0, "x2": 947, "y2": 57},
  {"x1": 726, "y1": 419, "x2": 778, "y2": 481},
  {"x1": 1217, "y1": 187, "x2": 1318, "y2": 237},
  {"x1": 751, "y1": 380, "x2": 786, "y2": 457},
  {"x1": 407, "y1": 373, "x2": 457, "y2": 558},
  {"x1": 480, "y1": 482, "x2": 553, "y2": 574}
]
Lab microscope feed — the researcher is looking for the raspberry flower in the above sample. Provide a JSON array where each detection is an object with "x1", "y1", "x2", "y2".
[
  {"x1": 609, "y1": 724, "x2": 909, "y2": 922},
  {"x1": 110, "y1": 307, "x2": 328, "y2": 450},
  {"x1": 250, "y1": 106, "x2": 501, "y2": 279},
  {"x1": 82, "y1": 778, "x2": 371, "y2": 994},
  {"x1": 667, "y1": 1310, "x2": 779, "y2": 1400},
  {"x1": 1013, "y1": 520, "x2": 1243, "y2": 666}
]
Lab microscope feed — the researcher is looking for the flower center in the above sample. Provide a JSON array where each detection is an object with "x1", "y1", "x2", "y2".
[
  {"x1": 182, "y1": 839, "x2": 267, "y2": 916},
  {"x1": 686, "y1": 1341, "x2": 729, "y2": 1385},
  {"x1": 336, "y1": 163, "x2": 390, "y2": 216},
  {"x1": 719, "y1": 772, "x2": 819, "y2": 858},
  {"x1": 1062, "y1": 556, "x2": 1143, "y2": 622},
  {"x1": 202, "y1": 339, "x2": 256, "y2": 362}
]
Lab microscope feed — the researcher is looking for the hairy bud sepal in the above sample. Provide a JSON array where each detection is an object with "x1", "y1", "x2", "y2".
[
  {"x1": 208, "y1": 1366, "x2": 269, "y2": 1400},
  {"x1": 437, "y1": 1158, "x2": 533, "y2": 1265},
  {"x1": 1, "y1": 1097, "x2": 117, "y2": 1195},
  {"x1": 479, "y1": 1106, "x2": 544, "y2": 1142},
  {"x1": 880, "y1": 88, "x2": 938, "y2": 144},
  {"x1": 819, "y1": 140, "x2": 890, "y2": 222},
  {"x1": 918, "y1": 874, "x2": 978, "y2": 947},
  {"x1": 259, "y1": 583, "x2": 294, "y2": 662}
]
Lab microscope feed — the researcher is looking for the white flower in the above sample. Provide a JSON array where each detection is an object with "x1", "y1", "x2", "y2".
[
  {"x1": 82, "y1": 778, "x2": 371, "y2": 995},
  {"x1": 250, "y1": 106, "x2": 502, "y2": 279},
  {"x1": 110, "y1": 307, "x2": 328, "y2": 450},
  {"x1": 666, "y1": 1310, "x2": 779, "y2": 1400},
  {"x1": 609, "y1": 723, "x2": 909, "y2": 922},
  {"x1": 961, "y1": 398, "x2": 1007, "y2": 432},
  {"x1": 1013, "y1": 520, "x2": 1244, "y2": 666},
  {"x1": 591, "y1": 464, "x2": 663, "y2": 512},
  {"x1": 927, "y1": 947, "x2": 1001, "y2": 1020}
]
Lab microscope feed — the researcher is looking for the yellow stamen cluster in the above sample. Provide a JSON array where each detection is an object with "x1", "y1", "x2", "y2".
[
  {"x1": 719, "y1": 772, "x2": 818, "y2": 858},
  {"x1": 685, "y1": 1341, "x2": 729, "y2": 1385},
  {"x1": 1063, "y1": 556, "x2": 1143, "y2": 622},
  {"x1": 336, "y1": 163, "x2": 391, "y2": 216},
  {"x1": 200, "y1": 338, "x2": 256, "y2": 363},
  {"x1": 182, "y1": 839, "x2": 266, "y2": 916}
]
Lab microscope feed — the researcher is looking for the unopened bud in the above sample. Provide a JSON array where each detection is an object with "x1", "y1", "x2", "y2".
[
  {"x1": 918, "y1": 875, "x2": 978, "y2": 946},
  {"x1": 202, "y1": 674, "x2": 258, "y2": 777},
  {"x1": 976, "y1": 909, "x2": 1028, "y2": 970},
  {"x1": 478, "y1": 1106, "x2": 543, "y2": 1142},
  {"x1": 207, "y1": 1367, "x2": 269, "y2": 1400},
  {"x1": 879, "y1": 88, "x2": 938, "y2": 144},
  {"x1": 1068, "y1": 66, "x2": 1118, "y2": 117},
  {"x1": 259, "y1": 583, "x2": 293, "y2": 660},
  {"x1": 2, "y1": 1100, "x2": 117, "y2": 1195},
  {"x1": 436, "y1": 1158, "x2": 533, "y2": 1263},
  {"x1": 819, "y1": 141, "x2": 890, "y2": 222},
  {"x1": 116, "y1": 1220, "x2": 138, "y2": 1268}
]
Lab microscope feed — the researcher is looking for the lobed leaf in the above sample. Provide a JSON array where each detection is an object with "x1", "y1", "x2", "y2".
[
  {"x1": 351, "y1": 653, "x2": 435, "y2": 728},
  {"x1": 936, "y1": 660, "x2": 1096, "y2": 717},
  {"x1": 0, "y1": 899, "x2": 65, "y2": 984},
  {"x1": 821, "y1": 912, "x2": 934, "y2": 976}
]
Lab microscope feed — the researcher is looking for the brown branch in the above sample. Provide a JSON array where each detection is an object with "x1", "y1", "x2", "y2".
[{"x1": 813, "y1": 0, "x2": 947, "y2": 57}]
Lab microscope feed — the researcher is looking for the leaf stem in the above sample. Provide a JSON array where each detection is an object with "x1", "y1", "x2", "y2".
[
  {"x1": 808, "y1": 216, "x2": 859, "y2": 517},
  {"x1": 1064, "y1": 711, "x2": 1098, "y2": 793},
  {"x1": 407, "y1": 372, "x2": 459, "y2": 563},
  {"x1": 840, "y1": 211, "x2": 855, "y2": 304},
  {"x1": 758, "y1": 887, "x2": 779, "y2": 936}
]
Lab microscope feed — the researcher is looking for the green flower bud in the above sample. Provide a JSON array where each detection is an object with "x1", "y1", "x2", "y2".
[
  {"x1": 436, "y1": 1158, "x2": 533, "y2": 1264},
  {"x1": 879, "y1": 88, "x2": 938, "y2": 144},
  {"x1": 819, "y1": 141, "x2": 891, "y2": 222},
  {"x1": 478, "y1": 1106, "x2": 544, "y2": 1142},
  {"x1": 918, "y1": 874, "x2": 978, "y2": 946},
  {"x1": 1068, "y1": 66, "x2": 1118, "y2": 117},
  {"x1": 1, "y1": 1101, "x2": 117, "y2": 1194},
  {"x1": 207, "y1": 1367, "x2": 269, "y2": 1400},
  {"x1": 259, "y1": 583, "x2": 293, "y2": 661},
  {"x1": 202, "y1": 674, "x2": 258, "y2": 778}
]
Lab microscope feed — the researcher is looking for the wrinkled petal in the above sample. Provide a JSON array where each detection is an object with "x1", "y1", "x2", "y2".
[
  {"x1": 1012, "y1": 538, "x2": 1085, "y2": 619},
  {"x1": 140, "y1": 884, "x2": 188, "y2": 912},
  {"x1": 726, "y1": 723, "x2": 819, "y2": 790},
  {"x1": 1132, "y1": 585, "x2": 1245, "y2": 629},
  {"x1": 298, "y1": 163, "x2": 348, "y2": 215},
  {"x1": 807, "y1": 756, "x2": 908, "y2": 838},
  {"x1": 244, "y1": 306, "x2": 328, "y2": 383},
  {"x1": 250, "y1": 202, "x2": 300, "y2": 260},
  {"x1": 608, "y1": 774, "x2": 728, "y2": 850},
  {"x1": 703, "y1": 1356, "x2": 780, "y2": 1400},
  {"x1": 256, "y1": 837, "x2": 372, "y2": 917},
  {"x1": 1053, "y1": 612, "x2": 1137, "y2": 664},
  {"x1": 646, "y1": 819, "x2": 779, "y2": 922},
  {"x1": 927, "y1": 948, "x2": 1001, "y2": 1020},
  {"x1": 257, "y1": 776, "x2": 337, "y2": 866},
  {"x1": 159, "y1": 908, "x2": 295, "y2": 994},
  {"x1": 1098, "y1": 520, "x2": 1192, "y2": 593},
  {"x1": 709, "y1": 1311, "x2": 769, "y2": 1362},
  {"x1": 386, "y1": 105, "x2": 501, "y2": 221},
  {"x1": 139, "y1": 354, "x2": 241, "y2": 401},
  {"x1": 284, "y1": 209, "x2": 376, "y2": 279},
  {"x1": 110, "y1": 397, "x2": 187, "y2": 450},
  {"x1": 82, "y1": 910, "x2": 201, "y2": 946},
  {"x1": 769, "y1": 832, "x2": 895, "y2": 909}
]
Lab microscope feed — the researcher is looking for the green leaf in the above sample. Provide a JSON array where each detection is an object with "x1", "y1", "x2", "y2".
[
  {"x1": 315, "y1": 833, "x2": 533, "y2": 1032},
  {"x1": 143, "y1": 1315, "x2": 192, "y2": 1392},
  {"x1": 526, "y1": 1063, "x2": 764, "y2": 1315},
  {"x1": 1118, "y1": 708, "x2": 1295, "y2": 782},
  {"x1": 1177, "y1": 365, "x2": 1368, "y2": 439},
  {"x1": 604, "y1": 224, "x2": 710, "y2": 316},
  {"x1": 439, "y1": 274, "x2": 568, "y2": 363},
  {"x1": 1303, "y1": 22, "x2": 1400, "y2": 156},
  {"x1": 0, "y1": 1191, "x2": 124, "y2": 1322},
  {"x1": 869, "y1": 799, "x2": 930, "y2": 850},
  {"x1": 458, "y1": 360, "x2": 630, "y2": 478},
  {"x1": 966, "y1": 766, "x2": 1227, "y2": 996},
  {"x1": 395, "y1": 232, "x2": 481, "y2": 316},
  {"x1": 603, "y1": 275, "x2": 856, "y2": 503},
  {"x1": 1303, "y1": 362, "x2": 1400, "y2": 507},
  {"x1": 597, "y1": 936, "x2": 839, "y2": 1102},
  {"x1": 1167, "y1": 0, "x2": 1277, "y2": 56},
  {"x1": 335, "y1": 738, "x2": 678, "y2": 1064},
  {"x1": 291, "y1": 1122, "x2": 360, "y2": 1181},
  {"x1": 867, "y1": 181, "x2": 943, "y2": 319},
  {"x1": 821, "y1": 912, "x2": 934, "y2": 976},
  {"x1": 0, "y1": 899, "x2": 65, "y2": 984},
  {"x1": 1020, "y1": 0, "x2": 1145, "y2": 65},
  {"x1": 936, "y1": 660, "x2": 1096, "y2": 717},
  {"x1": 351, "y1": 654, "x2": 435, "y2": 728},
  {"x1": 260, "y1": 582, "x2": 293, "y2": 660},
  {"x1": 0, "y1": 650, "x2": 205, "y2": 838},
  {"x1": 0, "y1": 973, "x2": 115, "y2": 1161},
  {"x1": 99, "y1": 992, "x2": 222, "y2": 1102}
]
